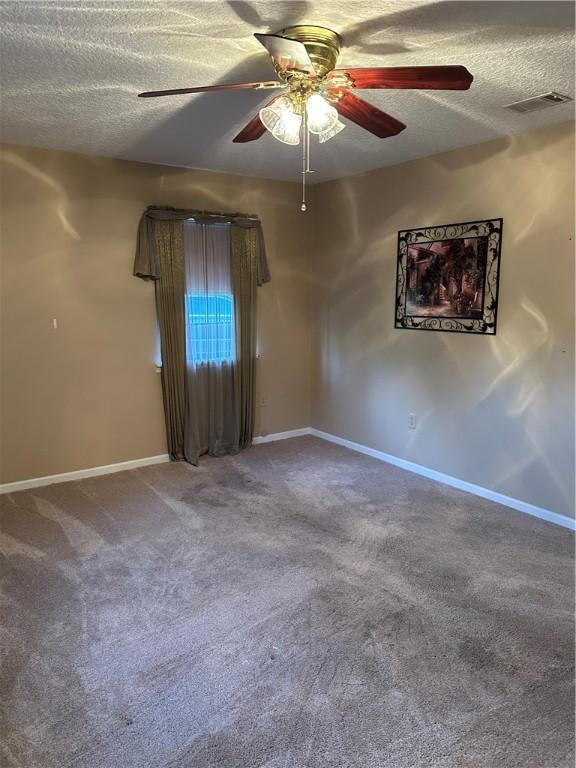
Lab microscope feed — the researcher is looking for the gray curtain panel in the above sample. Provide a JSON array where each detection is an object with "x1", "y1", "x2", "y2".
[
  {"x1": 134, "y1": 206, "x2": 270, "y2": 464},
  {"x1": 153, "y1": 220, "x2": 186, "y2": 461},
  {"x1": 232, "y1": 224, "x2": 268, "y2": 449}
]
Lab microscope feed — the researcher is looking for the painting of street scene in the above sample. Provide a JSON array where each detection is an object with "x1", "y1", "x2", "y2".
[{"x1": 405, "y1": 237, "x2": 487, "y2": 318}]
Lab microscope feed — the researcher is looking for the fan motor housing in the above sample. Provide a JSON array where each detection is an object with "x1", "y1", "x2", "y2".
[{"x1": 280, "y1": 25, "x2": 342, "y2": 77}]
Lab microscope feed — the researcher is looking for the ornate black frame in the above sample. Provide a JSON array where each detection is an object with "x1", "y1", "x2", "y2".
[{"x1": 394, "y1": 218, "x2": 503, "y2": 335}]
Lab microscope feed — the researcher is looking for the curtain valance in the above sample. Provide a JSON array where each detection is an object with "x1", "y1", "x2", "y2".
[{"x1": 134, "y1": 205, "x2": 270, "y2": 284}]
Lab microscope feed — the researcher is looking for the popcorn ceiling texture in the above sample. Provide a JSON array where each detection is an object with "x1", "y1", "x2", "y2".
[{"x1": 0, "y1": 0, "x2": 574, "y2": 182}]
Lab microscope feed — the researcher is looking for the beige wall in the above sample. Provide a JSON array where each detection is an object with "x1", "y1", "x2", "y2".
[
  {"x1": 311, "y1": 121, "x2": 575, "y2": 519},
  {"x1": 2, "y1": 123, "x2": 574, "y2": 519},
  {"x1": 0, "y1": 145, "x2": 313, "y2": 483}
]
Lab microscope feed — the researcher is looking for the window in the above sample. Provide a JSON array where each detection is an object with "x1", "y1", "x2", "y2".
[
  {"x1": 183, "y1": 221, "x2": 235, "y2": 366},
  {"x1": 185, "y1": 293, "x2": 235, "y2": 364}
]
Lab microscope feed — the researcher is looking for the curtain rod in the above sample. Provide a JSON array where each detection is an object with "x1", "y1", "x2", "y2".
[
  {"x1": 186, "y1": 210, "x2": 260, "y2": 221},
  {"x1": 145, "y1": 206, "x2": 259, "y2": 221}
]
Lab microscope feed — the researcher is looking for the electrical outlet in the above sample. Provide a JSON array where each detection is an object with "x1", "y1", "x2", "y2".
[
  {"x1": 408, "y1": 413, "x2": 417, "y2": 429},
  {"x1": 260, "y1": 396, "x2": 268, "y2": 407}
]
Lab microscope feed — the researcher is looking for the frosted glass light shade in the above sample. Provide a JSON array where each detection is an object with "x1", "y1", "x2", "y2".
[
  {"x1": 318, "y1": 119, "x2": 346, "y2": 143},
  {"x1": 260, "y1": 97, "x2": 301, "y2": 145},
  {"x1": 272, "y1": 110, "x2": 301, "y2": 145},
  {"x1": 259, "y1": 97, "x2": 291, "y2": 133},
  {"x1": 306, "y1": 94, "x2": 338, "y2": 134}
]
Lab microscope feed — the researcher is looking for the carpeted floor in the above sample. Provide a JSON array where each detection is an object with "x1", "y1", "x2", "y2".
[{"x1": 0, "y1": 436, "x2": 574, "y2": 768}]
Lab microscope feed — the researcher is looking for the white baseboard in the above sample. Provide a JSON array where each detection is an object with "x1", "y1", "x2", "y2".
[
  {"x1": 0, "y1": 454, "x2": 170, "y2": 495},
  {"x1": 2, "y1": 428, "x2": 573, "y2": 532},
  {"x1": 253, "y1": 428, "x2": 312, "y2": 445},
  {"x1": 309, "y1": 428, "x2": 575, "y2": 531}
]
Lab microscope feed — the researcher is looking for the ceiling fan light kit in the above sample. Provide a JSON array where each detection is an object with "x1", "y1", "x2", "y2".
[{"x1": 138, "y1": 24, "x2": 473, "y2": 211}]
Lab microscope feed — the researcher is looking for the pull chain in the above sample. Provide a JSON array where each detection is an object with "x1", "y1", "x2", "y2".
[{"x1": 301, "y1": 108, "x2": 307, "y2": 212}]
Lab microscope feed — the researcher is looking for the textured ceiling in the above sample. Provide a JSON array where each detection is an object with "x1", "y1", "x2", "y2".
[{"x1": 0, "y1": 1, "x2": 574, "y2": 183}]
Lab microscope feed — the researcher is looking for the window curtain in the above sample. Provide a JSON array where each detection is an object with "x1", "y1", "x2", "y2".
[
  {"x1": 183, "y1": 222, "x2": 238, "y2": 463},
  {"x1": 151, "y1": 219, "x2": 186, "y2": 461},
  {"x1": 232, "y1": 225, "x2": 263, "y2": 449},
  {"x1": 134, "y1": 206, "x2": 270, "y2": 464}
]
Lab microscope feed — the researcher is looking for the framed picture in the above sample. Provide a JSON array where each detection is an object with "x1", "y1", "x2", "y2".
[{"x1": 394, "y1": 218, "x2": 503, "y2": 335}]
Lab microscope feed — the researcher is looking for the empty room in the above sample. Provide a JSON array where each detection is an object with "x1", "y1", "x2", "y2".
[{"x1": 0, "y1": 1, "x2": 574, "y2": 766}]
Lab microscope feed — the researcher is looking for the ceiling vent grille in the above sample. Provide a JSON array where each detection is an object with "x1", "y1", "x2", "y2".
[{"x1": 504, "y1": 92, "x2": 573, "y2": 114}]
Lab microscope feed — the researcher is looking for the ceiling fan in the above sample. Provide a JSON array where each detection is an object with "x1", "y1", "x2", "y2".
[{"x1": 138, "y1": 25, "x2": 473, "y2": 209}]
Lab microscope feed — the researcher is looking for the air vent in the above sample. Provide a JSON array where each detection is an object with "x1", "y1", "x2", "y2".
[{"x1": 504, "y1": 92, "x2": 573, "y2": 114}]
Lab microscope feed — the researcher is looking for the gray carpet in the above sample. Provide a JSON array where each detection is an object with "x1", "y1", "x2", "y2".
[{"x1": 0, "y1": 436, "x2": 573, "y2": 768}]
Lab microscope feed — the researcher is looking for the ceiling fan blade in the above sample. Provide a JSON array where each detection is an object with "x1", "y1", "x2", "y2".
[
  {"x1": 328, "y1": 66, "x2": 473, "y2": 90},
  {"x1": 232, "y1": 114, "x2": 266, "y2": 143},
  {"x1": 329, "y1": 90, "x2": 406, "y2": 138},
  {"x1": 232, "y1": 113, "x2": 266, "y2": 144},
  {"x1": 254, "y1": 33, "x2": 316, "y2": 75},
  {"x1": 232, "y1": 94, "x2": 283, "y2": 143},
  {"x1": 138, "y1": 81, "x2": 284, "y2": 98}
]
